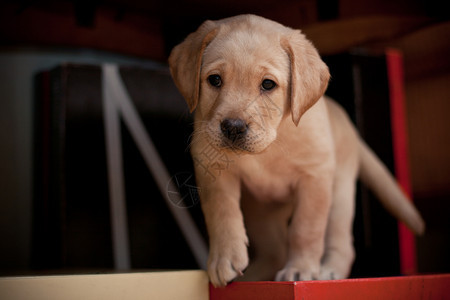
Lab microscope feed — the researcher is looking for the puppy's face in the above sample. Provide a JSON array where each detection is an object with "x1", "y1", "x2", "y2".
[
  {"x1": 197, "y1": 32, "x2": 289, "y2": 153},
  {"x1": 169, "y1": 15, "x2": 330, "y2": 154}
]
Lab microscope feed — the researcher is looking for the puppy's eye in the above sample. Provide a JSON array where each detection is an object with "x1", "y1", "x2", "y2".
[
  {"x1": 261, "y1": 79, "x2": 276, "y2": 91},
  {"x1": 208, "y1": 74, "x2": 222, "y2": 87}
]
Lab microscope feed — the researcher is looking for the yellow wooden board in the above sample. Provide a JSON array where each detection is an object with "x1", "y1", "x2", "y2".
[{"x1": 0, "y1": 270, "x2": 209, "y2": 300}]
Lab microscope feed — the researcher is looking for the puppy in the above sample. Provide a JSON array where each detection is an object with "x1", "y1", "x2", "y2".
[{"x1": 169, "y1": 14, "x2": 425, "y2": 287}]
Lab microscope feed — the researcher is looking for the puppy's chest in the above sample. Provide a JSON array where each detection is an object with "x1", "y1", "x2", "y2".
[{"x1": 239, "y1": 157, "x2": 297, "y2": 203}]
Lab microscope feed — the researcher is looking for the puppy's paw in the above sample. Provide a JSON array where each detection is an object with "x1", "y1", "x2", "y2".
[
  {"x1": 208, "y1": 236, "x2": 249, "y2": 287},
  {"x1": 275, "y1": 261, "x2": 319, "y2": 281},
  {"x1": 318, "y1": 264, "x2": 348, "y2": 280},
  {"x1": 318, "y1": 267, "x2": 337, "y2": 280},
  {"x1": 319, "y1": 247, "x2": 354, "y2": 280}
]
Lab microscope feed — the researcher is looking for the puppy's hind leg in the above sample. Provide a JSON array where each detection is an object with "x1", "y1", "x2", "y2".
[{"x1": 319, "y1": 173, "x2": 357, "y2": 280}]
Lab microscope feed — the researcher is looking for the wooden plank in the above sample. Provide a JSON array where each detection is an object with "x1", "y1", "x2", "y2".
[
  {"x1": 0, "y1": 270, "x2": 209, "y2": 300},
  {"x1": 303, "y1": 16, "x2": 431, "y2": 55},
  {"x1": 0, "y1": 3, "x2": 165, "y2": 60}
]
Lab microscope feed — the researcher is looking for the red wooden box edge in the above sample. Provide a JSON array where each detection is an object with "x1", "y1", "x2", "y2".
[{"x1": 210, "y1": 274, "x2": 450, "y2": 300}]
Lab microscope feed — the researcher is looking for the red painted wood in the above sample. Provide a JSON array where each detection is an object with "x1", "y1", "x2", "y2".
[
  {"x1": 294, "y1": 275, "x2": 450, "y2": 300},
  {"x1": 210, "y1": 275, "x2": 450, "y2": 300},
  {"x1": 385, "y1": 48, "x2": 417, "y2": 275},
  {"x1": 210, "y1": 281, "x2": 293, "y2": 300}
]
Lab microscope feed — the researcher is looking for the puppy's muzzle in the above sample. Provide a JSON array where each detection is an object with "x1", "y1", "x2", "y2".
[{"x1": 220, "y1": 118, "x2": 249, "y2": 144}]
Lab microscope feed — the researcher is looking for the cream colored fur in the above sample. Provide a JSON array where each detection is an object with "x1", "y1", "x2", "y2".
[{"x1": 169, "y1": 14, "x2": 425, "y2": 287}]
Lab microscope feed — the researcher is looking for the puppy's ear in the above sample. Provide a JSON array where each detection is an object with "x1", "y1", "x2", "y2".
[
  {"x1": 281, "y1": 31, "x2": 330, "y2": 126},
  {"x1": 169, "y1": 21, "x2": 218, "y2": 112}
]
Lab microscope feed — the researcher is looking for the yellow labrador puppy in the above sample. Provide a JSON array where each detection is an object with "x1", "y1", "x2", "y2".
[{"x1": 169, "y1": 14, "x2": 425, "y2": 287}]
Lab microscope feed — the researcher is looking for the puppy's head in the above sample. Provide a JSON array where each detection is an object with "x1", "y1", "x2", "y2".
[{"x1": 169, "y1": 15, "x2": 329, "y2": 153}]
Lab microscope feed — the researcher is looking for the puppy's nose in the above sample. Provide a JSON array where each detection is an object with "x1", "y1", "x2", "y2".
[{"x1": 220, "y1": 118, "x2": 248, "y2": 142}]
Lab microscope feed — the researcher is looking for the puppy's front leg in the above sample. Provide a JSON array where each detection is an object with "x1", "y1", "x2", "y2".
[
  {"x1": 276, "y1": 173, "x2": 333, "y2": 281},
  {"x1": 199, "y1": 172, "x2": 248, "y2": 287}
]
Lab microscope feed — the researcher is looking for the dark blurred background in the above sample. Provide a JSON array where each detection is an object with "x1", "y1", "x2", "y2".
[{"x1": 0, "y1": 0, "x2": 449, "y2": 277}]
